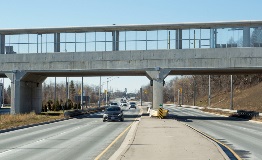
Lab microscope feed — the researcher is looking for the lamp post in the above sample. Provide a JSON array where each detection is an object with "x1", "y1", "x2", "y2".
[
  {"x1": 105, "y1": 76, "x2": 119, "y2": 105},
  {"x1": 98, "y1": 76, "x2": 101, "y2": 107},
  {"x1": 2, "y1": 78, "x2": 4, "y2": 107},
  {"x1": 106, "y1": 78, "x2": 109, "y2": 105}
]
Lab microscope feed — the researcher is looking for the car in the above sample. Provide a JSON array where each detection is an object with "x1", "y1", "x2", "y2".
[
  {"x1": 109, "y1": 102, "x2": 118, "y2": 107},
  {"x1": 122, "y1": 103, "x2": 128, "y2": 107},
  {"x1": 129, "y1": 104, "x2": 136, "y2": 109},
  {"x1": 103, "y1": 106, "x2": 124, "y2": 122},
  {"x1": 121, "y1": 102, "x2": 127, "y2": 107},
  {"x1": 129, "y1": 101, "x2": 136, "y2": 107}
]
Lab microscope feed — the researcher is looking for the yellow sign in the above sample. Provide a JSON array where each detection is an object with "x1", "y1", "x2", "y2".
[
  {"x1": 158, "y1": 108, "x2": 164, "y2": 119},
  {"x1": 104, "y1": 89, "x2": 107, "y2": 93}
]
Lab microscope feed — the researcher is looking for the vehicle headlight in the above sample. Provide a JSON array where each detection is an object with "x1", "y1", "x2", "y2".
[{"x1": 118, "y1": 113, "x2": 123, "y2": 117}]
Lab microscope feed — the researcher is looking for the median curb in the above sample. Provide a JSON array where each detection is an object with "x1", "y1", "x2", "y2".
[{"x1": 110, "y1": 104, "x2": 229, "y2": 160}]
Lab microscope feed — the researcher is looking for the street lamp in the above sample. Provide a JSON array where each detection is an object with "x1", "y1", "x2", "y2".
[
  {"x1": 98, "y1": 76, "x2": 101, "y2": 107},
  {"x1": 105, "y1": 76, "x2": 119, "y2": 105},
  {"x1": 106, "y1": 78, "x2": 109, "y2": 105}
]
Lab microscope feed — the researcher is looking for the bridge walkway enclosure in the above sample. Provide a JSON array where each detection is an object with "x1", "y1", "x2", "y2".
[{"x1": 0, "y1": 21, "x2": 262, "y2": 114}]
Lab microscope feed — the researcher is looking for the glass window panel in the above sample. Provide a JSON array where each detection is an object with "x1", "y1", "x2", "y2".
[
  {"x1": 137, "y1": 41, "x2": 146, "y2": 50},
  {"x1": 106, "y1": 42, "x2": 112, "y2": 51},
  {"x1": 96, "y1": 32, "x2": 105, "y2": 42},
  {"x1": 96, "y1": 42, "x2": 106, "y2": 51},
  {"x1": 126, "y1": 41, "x2": 136, "y2": 50},
  {"x1": 147, "y1": 41, "x2": 157, "y2": 50}
]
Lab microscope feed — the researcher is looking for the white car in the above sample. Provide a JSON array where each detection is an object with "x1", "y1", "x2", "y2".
[
  {"x1": 109, "y1": 102, "x2": 118, "y2": 107},
  {"x1": 121, "y1": 102, "x2": 127, "y2": 107}
]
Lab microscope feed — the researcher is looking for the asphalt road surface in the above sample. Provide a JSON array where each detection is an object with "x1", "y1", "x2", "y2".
[
  {"x1": 0, "y1": 106, "x2": 140, "y2": 160},
  {"x1": 166, "y1": 105, "x2": 262, "y2": 160}
]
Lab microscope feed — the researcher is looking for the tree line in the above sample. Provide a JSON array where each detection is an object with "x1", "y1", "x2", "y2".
[{"x1": 139, "y1": 74, "x2": 262, "y2": 108}]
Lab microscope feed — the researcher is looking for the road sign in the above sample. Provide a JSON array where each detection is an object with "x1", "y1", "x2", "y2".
[{"x1": 158, "y1": 108, "x2": 164, "y2": 119}]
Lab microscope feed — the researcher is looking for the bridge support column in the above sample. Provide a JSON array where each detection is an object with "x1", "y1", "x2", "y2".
[
  {"x1": 0, "y1": 34, "x2": 5, "y2": 54},
  {"x1": 176, "y1": 29, "x2": 182, "y2": 49},
  {"x1": 210, "y1": 29, "x2": 217, "y2": 48},
  {"x1": 112, "y1": 31, "x2": 119, "y2": 51},
  {"x1": 54, "y1": 33, "x2": 60, "y2": 52},
  {"x1": 6, "y1": 71, "x2": 47, "y2": 114},
  {"x1": 146, "y1": 68, "x2": 170, "y2": 109},
  {"x1": 243, "y1": 27, "x2": 250, "y2": 47}
]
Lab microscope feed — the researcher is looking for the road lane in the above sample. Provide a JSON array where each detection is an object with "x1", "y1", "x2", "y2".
[
  {"x1": 166, "y1": 105, "x2": 262, "y2": 160},
  {"x1": 0, "y1": 107, "x2": 140, "y2": 160}
]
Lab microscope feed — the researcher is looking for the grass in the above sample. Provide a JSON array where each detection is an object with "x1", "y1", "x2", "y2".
[
  {"x1": 194, "y1": 82, "x2": 262, "y2": 113},
  {"x1": 0, "y1": 112, "x2": 64, "y2": 130}
]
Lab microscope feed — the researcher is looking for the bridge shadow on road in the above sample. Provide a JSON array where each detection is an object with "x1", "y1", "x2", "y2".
[
  {"x1": 217, "y1": 139, "x2": 251, "y2": 160},
  {"x1": 75, "y1": 113, "x2": 142, "y2": 120},
  {"x1": 169, "y1": 114, "x2": 250, "y2": 122}
]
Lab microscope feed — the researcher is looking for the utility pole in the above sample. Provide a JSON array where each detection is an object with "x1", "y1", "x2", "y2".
[
  {"x1": 66, "y1": 77, "x2": 68, "y2": 109},
  {"x1": 54, "y1": 77, "x2": 56, "y2": 105},
  {"x1": 178, "y1": 89, "x2": 180, "y2": 106},
  {"x1": 193, "y1": 76, "x2": 196, "y2": 106},
  {"x1": 81, "y1": 76, "x2": 83, "y2": 110},
  {"x1": 208, "y1": 75, "x2": 211, "y2": 107},
  {"x1": 2, "y1": 78, "x2": 4, "y2": 107},
  {"x1": 182, "y1": 78, "x2": 184, "y2": 105},
  {"x1": 230, "y1": 75, "x2": 234, "y2": 110},
  {"x1": 140, "y1": 87, "x2": 142, "y2": 106},
  {"x1": 106, "y1": 78, "x2": 108, "y2": 105},
  {"x1": 99, "y1": 76, "x2": 101, "y2": 107}
]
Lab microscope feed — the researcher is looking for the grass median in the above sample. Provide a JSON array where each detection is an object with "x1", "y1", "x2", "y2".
[{"x1": 0, "y1": 112, "x2": 64, "y2": 130}]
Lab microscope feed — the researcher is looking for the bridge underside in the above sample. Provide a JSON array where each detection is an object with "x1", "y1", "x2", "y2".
[
  {"x1": 4, "y1": 67, "x2": 262, "y2": 114},
  {"x1": 2, "y1": 68, "x2": 262, "y2": 79},
  {"x1": 1, "y1": 48, "x2": 262, "y2": 114}
]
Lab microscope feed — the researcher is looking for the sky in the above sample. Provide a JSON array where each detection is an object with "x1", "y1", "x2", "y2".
[{"x1": 1, "y1": 0, "x2": 262, "y2": 93}]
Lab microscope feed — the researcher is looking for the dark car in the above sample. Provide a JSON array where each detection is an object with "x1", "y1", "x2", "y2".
[
  {"x1": 103, "y1": 106, "x2": 124, "y2": 122},
  {"x1": 129, "y1": 104, "x2": 136, "y2": 109}
]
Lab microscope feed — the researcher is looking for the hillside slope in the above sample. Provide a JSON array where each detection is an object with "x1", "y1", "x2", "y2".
[{"x1": 196, "y1": 82, "x2": 262, "y2": 112}]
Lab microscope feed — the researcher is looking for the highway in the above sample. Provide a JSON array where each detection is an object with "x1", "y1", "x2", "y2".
[
  {"x1": 0, "y1": 106, "x2": 140, "y2": 160},
  {"x1": 166, "y1": 105, "x2": 262, "y2": 160}
]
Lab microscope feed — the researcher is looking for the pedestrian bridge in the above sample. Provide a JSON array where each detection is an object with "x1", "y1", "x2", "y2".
[{"x1": 0, "y1": 21, "x2": 262, "y2": 114}]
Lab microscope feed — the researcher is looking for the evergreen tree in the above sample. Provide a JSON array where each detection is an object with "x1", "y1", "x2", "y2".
[{"x1": 69, "y1": 80, "x2": 76, "y2": 102}]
